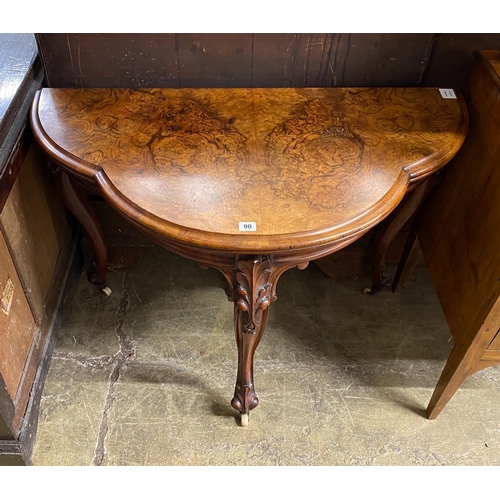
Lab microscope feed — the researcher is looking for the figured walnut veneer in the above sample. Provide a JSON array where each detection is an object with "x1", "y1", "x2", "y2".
[
  {"x1": 31, "y1": 87, "x2": 467, "y2": 423},
  {"x1": 32, "y1": 88, "x2": 466, "y2": 254}
]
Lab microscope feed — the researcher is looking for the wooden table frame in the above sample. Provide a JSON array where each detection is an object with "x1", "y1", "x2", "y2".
[{"x1": 31, "y1": 87, "x2": 467, "y2": 425}]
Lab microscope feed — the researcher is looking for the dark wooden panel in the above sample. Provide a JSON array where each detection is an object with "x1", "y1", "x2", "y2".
[
  {"x1": 251, "y1": 33, "x2": 330, "y2": 87},
  {"x1": 340, "y1": 33, "x2": 435, "y2": 87},
  {"x1": 37, "y1": 33, "x2": 440, "y2": 89},
  {"x1": 177, "y1": 34, "x2": 253, "y2": 87},
  {"x1": 35, "y1": 34, "x2": 73, "y2": 87},
  {"x1": 37, "y1": 33, "x2": 179, "y2": 88},
  {"x1": 35, "y1": 33, "x2": 500, "y2": 91},
  {"x1": 37, "y1": 33, "x2": 500, "y2": 89},
  {"x1": 0, "y1": 369, "x2": 15, "y2": 439},
  {"x1": 0, "y1": 124, "x2": 30, "y2": 214},
  {"x1": 425, "y1": 34, "x2": 500, "y2": 90}
]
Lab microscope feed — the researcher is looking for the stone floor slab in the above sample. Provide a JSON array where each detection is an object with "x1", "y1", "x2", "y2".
[{"x1": 31, "y1": 245, "x2": 500, "y2": 466}]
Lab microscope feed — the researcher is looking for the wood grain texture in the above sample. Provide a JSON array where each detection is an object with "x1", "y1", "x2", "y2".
[
  {"x1": 251, "y1": 34, "x2": 329, "y2": 87},
  {"x1": 0, "y1": 147, "x2": 60, "y2": 324},
  {"x1": 0, "y1": 123, "x2": 30, "y2": 214},
  {"x1": 177, "y1": 34, "x2": 253, "y2": 87},
  {"x1": 37, "y1": 34, "x2": 179, "y2": 88},
  {"x1": 0, "y1": 228, "x2": 38, "y2": 434},
  {"x1": 420, "y1": 53, "x2": 500, "y2": 345},
  {"x1": 32, "y1": 87, "x2": 467, "y2": 256},
  {"x1": 37, "y1": 33, "x2": 500, "y2": 92},
  {"x1": 417, "y1": 50, "x2": 500, "y2": 418},
  {"x1": 32, "y1": 86, "x2": 467, "y2": 423},
  {"x1": 334, "y1": 34, "x2": 434, "y2": 87}
]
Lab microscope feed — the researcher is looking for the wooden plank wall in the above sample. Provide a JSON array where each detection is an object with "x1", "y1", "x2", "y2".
[{"x1": 36, "y1": 34, "x2": 500, "y2": 90}]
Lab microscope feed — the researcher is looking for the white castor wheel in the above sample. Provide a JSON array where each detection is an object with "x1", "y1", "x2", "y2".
[
  {"x1": 363, "y1": 286, "x2": 373, "y2": 295},
  {"x1": 100, "y1": 286, "x2": 112, "y2": 297},
  {"x1": 240, "y1": 412, "x2": 249, "y2": 427}
]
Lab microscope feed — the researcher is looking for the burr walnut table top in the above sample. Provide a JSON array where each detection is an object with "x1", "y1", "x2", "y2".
[{"x1": 31, "y1": 87, "x2": 467, "y2": 254}]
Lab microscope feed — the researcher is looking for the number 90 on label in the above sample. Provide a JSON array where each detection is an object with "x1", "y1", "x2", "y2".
[{"x1": 238, "y1": 222, "x2": 257, "y2": 232}]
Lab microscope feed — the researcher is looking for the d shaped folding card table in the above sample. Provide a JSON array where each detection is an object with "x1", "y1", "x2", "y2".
[{"x1": 31, "y1": 87, "x2": 467, "y2": 426}]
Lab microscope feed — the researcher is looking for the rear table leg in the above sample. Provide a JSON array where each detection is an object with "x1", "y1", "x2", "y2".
[
  {"x1": 364, "y1": 176, "x2": 435, "y2": 295},
  {"x1": 52, "y1": 168, "x2": 111, "y2": 296}
]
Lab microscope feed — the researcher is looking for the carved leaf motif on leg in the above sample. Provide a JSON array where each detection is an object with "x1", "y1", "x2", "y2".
[{"x1": 235, "y1": 259, "x2": 272, "y2": 335}]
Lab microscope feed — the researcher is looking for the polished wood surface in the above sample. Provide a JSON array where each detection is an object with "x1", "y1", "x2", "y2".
[
  {"x1": 417, "y1": 50, "x2": 500, "y2": 419},
  {"x1": 33, "y1": 87, "x2": 466, "y2": 254},
  {"x1": 31, "y1": 86, "x2": 467, "y2": 424}
]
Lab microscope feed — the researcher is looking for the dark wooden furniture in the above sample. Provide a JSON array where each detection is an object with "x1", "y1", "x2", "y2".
[
  {"x1": 31, "y1": 87, "x2": 467, "y2": 425},
  {"x1": 0, "y1": 34, "x2": 72, "y2": 465},
  {"x1": 414, "y1": 51, "x2": 500, "y2": 419}
]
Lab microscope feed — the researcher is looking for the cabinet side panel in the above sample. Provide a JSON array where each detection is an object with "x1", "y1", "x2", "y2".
[
  {"x1": 0, "y1": 229, "x2": 37, "y2": 409},
  {"x1": 418, "y1": 60, "x2": 500, "y2": 343},
  {"x1": 0, "y1": 147, "x2": 61, "y2": 325}
]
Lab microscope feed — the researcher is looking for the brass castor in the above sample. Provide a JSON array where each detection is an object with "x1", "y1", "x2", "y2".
[{"x1": 240, "y1": 412, "x2": 249, "y2": 427}]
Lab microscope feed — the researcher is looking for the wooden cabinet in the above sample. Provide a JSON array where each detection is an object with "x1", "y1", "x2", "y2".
[
  {"x1": 0, "y1": 34, "x2": 72, "y2": 465},
  {"x1": 0, "y1": 227, "x2": 38, "y2": 436},
  {"x1": 417, "y1": 50, "x2": 500, "y2": 418}
]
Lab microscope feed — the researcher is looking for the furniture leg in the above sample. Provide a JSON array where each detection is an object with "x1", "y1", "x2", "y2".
[
  {"x1": 232, "y1": 295, "x2": 269, "y2": 427},
  {"x1": 364, "y1": 176, "x2": 435, "y2": 295},
  {"x1": 230, "y1": 257, "x2": 272, "y2": 426},
  {"x1": 391, "y1": 227, "x2": 421, "y2": 293},
  {"x1": 426, "y1": 305, "x2": 500, "y2": 419},
  {"x1": 51, "y1": 169, "x2": 111, "y2": 296},
  {"x1": 214, "y1": 256, "x2": 302, "y2": 426},
  {"x1": 427, "y1": 346, "x2": 472, "y2": 420},
  {"x1": 427, "y1": 344, "x2": 479, "y2": 419}
]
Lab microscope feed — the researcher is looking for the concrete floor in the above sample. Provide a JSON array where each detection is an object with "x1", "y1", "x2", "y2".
[{"x1": 31, "y1": 245, "x2": 500, "y2": 466}]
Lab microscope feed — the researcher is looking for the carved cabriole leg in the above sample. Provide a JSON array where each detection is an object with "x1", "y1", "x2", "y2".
[
  {"x1": 213, "y1": 256, "x2": 307, "y2": 426},
  {"x1": 364, "y1": 175, "x2": 437, "y2": 295},
  {"x1": 51, "y1": 168, "x2": 111, "y2": 296}
]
